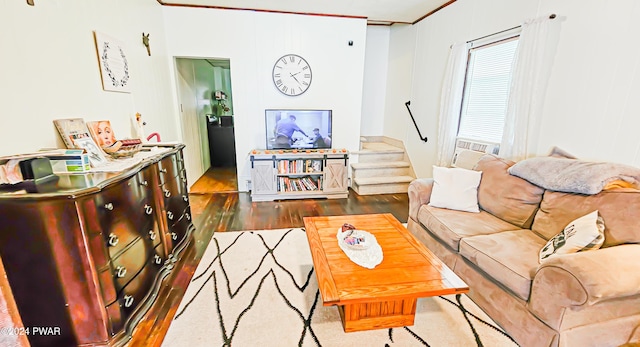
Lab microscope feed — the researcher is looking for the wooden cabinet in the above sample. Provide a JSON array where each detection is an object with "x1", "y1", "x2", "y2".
[
  {"x1": 324, "y1": 157, "x2": 349, "y2": 193},
  {"x1": 249, "y1": 149, "x2": 349, "y2": 201},
  {"x1": 0, "y1": 144, "x2": 193, "y2": 347}
]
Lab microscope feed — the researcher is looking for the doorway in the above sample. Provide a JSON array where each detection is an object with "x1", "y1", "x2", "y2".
[{"x1": 174, "y1": 58, "x2": 238, "y2": 194}]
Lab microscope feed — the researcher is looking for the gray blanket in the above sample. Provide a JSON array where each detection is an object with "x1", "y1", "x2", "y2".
[{"x1": 508, "y1": 157, "x2": 640, "y2": 195}]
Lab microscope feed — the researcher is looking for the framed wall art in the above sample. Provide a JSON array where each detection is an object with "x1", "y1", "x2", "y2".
[{"x1": 94, "y1": 31, "x2": 132, "y2": 93}]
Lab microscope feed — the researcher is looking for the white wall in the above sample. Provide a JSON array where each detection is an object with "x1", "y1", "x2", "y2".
[
  {"x1": 383, "y1": 24, "x2": 417, "y2": 143},
  {"x1": 360, "y1": 26, "x2": 390, "y2": 136},
  {"x1": 0, "y1": 0, "x2": 177, "y2": 157},
  {"x1": 392, "y1": 0, "x2": 640, "y2": 178},
  {"x1": 163, "y1": 7, "x2": 367, "y2": 190},
  {"x1": 535, "y1": 0, "x2": 640, "y2": 165}
]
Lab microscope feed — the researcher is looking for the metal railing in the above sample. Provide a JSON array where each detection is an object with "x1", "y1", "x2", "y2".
[{"x1": 405, "y1": 101, "x2": 428, "y2": 143}]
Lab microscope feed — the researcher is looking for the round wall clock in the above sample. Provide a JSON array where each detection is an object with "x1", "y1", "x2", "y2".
[{"x1": 272, "y1": 54, "x2": 312, "y2": 96}]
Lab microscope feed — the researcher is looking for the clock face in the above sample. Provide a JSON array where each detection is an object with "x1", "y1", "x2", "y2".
[{"x1": 272, "y1": 54, "x2": 312, "y2": 96}]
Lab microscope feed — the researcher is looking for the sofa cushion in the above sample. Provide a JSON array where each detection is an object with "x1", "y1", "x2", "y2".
[
  {"x1": 459, "y1": 230, "x2": 547, "y2": 301},
  {"x1": 532, "y1": 189, "x2": 640, "y2": 247},
  {"x1": 429, "y1": 166, "x2": 482, "y2": 213},
  {"x1": 474, "y1": 155, "x2": 544, "y2": 228},
  {"x1": 417, "y1": 204, "x2": 521, "y2": 251}
]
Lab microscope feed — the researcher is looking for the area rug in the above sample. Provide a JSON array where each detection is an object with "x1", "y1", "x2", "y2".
[{"x1": 162, "y1": 228, "x2": 519, "y2": 347}]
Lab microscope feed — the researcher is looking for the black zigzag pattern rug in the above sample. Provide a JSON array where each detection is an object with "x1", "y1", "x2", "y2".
[{"x1": 163, "y1": 228, "x2": 519, "y2": 347}]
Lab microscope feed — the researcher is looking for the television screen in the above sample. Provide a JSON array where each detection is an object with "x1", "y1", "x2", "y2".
[{"x1": 265, "y1": 109, "x2": 332, "y2": 150}]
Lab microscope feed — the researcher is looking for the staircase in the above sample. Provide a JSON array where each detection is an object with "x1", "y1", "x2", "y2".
[{"x1": 351, "y1": 136, "x2": 415, "y2": 195}]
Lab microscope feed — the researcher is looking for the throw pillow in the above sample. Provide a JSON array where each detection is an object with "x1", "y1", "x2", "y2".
[
  {"x1": 428, "y1": 166, "x2": 482, "y2": 213},
  {"x1": 539, "y1": 210, "x2": 605, "y2": 262}
]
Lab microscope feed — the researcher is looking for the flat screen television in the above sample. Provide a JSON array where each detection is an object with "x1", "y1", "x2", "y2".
[{"x1": 265, "y1": 109, "x2": 332, "y2": 150}]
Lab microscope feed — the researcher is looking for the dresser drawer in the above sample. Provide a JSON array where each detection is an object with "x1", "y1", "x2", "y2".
[
  {"x1": 168, "y1": 208, "x2": 193, "y2": 249},
  {"x1": 104, "y1": 219, "x2": 143, "y2": 261},
  {"x1": 111, "y1": 237, "x2": 148, "y2": 291},
  {"x1": 118, "y1": 244, "x2": 165, "y2": 315},
  {"x1": 105, "y1": 243, "x2": 164, "y2": 335},
  {"x1": 175, "y1": 151, "x2": 186, "y2": 171},
  {"x1": 157, "y1": 155, "x2": 179, "y2": 184}
]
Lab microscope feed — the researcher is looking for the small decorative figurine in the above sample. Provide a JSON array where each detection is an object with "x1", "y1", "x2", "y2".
[{"x1": 142, "y1": 33, "x2": 151, "y2": 56}]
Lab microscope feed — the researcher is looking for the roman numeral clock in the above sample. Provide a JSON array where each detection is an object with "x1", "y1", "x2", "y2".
[{"x1": 272, "y1": 54, "x2": 312, "y2": 96}]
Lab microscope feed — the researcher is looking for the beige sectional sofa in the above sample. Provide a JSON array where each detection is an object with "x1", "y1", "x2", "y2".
[{"x1": 407, "y1": 154, "x2": 640, "y2": 347}]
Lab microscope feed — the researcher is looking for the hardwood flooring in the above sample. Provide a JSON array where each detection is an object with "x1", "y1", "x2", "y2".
[
  {"x1": 128, "y1": 187, "x2": 409, "y2": 346},
  {"x1": 190, "y1": 190, "x2": 409, "y2": 231},
  {"x1": 189, "y1": 167, "x2": 238, "y2": 194}
]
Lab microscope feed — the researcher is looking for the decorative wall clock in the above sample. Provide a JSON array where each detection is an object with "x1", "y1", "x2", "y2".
[
  {"x1": 94, "y1": 31, "x2": 132, "y2": 93},
  {"x1": 272, "y1": 54, "x2": 312, "y2": 96}
]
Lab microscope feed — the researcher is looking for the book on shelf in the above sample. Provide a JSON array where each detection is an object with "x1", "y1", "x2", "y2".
[{"x1": 277, "y1": 176, "x2": 321, "y2": 192}]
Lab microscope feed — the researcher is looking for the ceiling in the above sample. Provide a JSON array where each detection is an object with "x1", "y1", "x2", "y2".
[{"x1": 158, "y1": 0, "x2": 455, "y2": 25}]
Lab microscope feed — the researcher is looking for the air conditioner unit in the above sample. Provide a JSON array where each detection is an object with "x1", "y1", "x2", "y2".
[{"x1": 451, "y1": 138, "x2": 500, "y2": 168}]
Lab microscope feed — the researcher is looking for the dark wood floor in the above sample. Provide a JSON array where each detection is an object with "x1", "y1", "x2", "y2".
[
  {"x1": 129, "y1": 185, "x2": 409, "y2": 346},
  {"x1": 190, "y1": 190, "x2": 409, "y2": 231},
  {"x1": 189, "y1": 167, "x2": 238, "y2": 193}
]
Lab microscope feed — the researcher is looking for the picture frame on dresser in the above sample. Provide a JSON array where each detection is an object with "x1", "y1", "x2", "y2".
[{"x1": 54, "y1": 118, "x2": 108, "y2": 167}]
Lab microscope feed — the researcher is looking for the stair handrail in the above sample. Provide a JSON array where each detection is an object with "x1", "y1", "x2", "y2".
[{"x1": 404, "y1": 101, "x2": 428, "y2": 143}]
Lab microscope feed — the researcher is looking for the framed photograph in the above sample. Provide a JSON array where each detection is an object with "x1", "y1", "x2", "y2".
[
  {"x1": 53, "y1": 118, "x2": 108, "y2": 167},
  {"x1": 87, "y1": 120, "x2": 117, "y2": 148},
  {"x1": 94, "y1": 31, "x2": 131, "y2": 93},
  {"x1": 74, "y1": 137, "x2": 108, "y2": 167}
]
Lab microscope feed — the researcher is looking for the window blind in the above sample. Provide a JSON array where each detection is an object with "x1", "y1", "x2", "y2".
[{"x1": 458, "y1": 38, "x2": 519, "y2": 144}]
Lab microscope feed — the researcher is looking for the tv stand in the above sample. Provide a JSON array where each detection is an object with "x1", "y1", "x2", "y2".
[{"x1": 249, "y1": 149, "x2": 349, "y2": 201}]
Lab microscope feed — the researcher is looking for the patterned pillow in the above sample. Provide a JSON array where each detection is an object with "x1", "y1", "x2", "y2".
[{"x1": 539, "y1": 210, "x2": 605, "y2": 262}]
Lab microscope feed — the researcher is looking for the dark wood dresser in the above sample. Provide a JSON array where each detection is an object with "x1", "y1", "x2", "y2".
[{"x1": 0, "y1": 144, "x2": 194, "y2": 347}]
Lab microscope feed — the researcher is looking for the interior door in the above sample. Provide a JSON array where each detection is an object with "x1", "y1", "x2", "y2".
[{"x1": 175, "y1": 60, "x2": 204, "y2": 189}]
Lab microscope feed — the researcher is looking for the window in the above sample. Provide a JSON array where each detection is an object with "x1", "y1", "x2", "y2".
[{"x1": 457, "y1": 37, "x2": 519, "y2": 145}]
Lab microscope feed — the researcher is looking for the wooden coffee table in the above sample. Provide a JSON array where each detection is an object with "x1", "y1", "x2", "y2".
[{"x1": 303, "y1": 213, "x2": 469, "y2": 332}]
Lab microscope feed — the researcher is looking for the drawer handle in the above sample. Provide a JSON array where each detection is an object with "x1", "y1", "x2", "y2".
[
  {"x1": 140, "y1": 180, "x2": 148, "y2": 186},
  {"x1": 182, "y1": 195, "x2": 188, "y2": 202},
  {"x1": 144, "y1": 204, "x2": 153, "y2": 215},
  {"x1": 154, "y1": 254, "x2": 162, "y2": 265},
  {"x1": 164, "y1": 189, "x2": 171, "y2": 198},
  {"x1": 148, "y1": 230, "x2": 156, "y2": 241},
  {"x1": 123, "y1": 295, "x2": 134, "y2": 308},
  {"x1": 160, "y1": 168, "x2": 167, "y2": 173},
  {"x1": 104, "y1": 203, "x2": 114, "y2": 211},
  {"x1": 108, "y1": 233, "x2": 119, "y2": 247},
  {"x1": 171, "y1": 232, "x2": 178, "y2": 241},
  {"x1": 167, "y1": 211, "x2": 174, "y2": 220},
  {"x1": 186, "y1": 213, "x2": 191, "y2": 221},
  {"x1": 116, "y1": 266, "x2": 127, "y2": 278}
]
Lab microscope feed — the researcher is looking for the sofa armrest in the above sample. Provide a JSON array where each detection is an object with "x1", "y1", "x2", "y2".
[
  {"x1": 408, "y1": 178, "x2": 434, "y2": 221},
  {"x1": 528, "y1": 244, "x2": 640, "y2": 329}
]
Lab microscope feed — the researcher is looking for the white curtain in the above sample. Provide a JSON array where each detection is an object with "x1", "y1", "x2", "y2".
[
  {"x1": 499, "y1": 15, "x2": 560, "y2": 160},
  {"x1": 436, "y1": 42, "x2": 470, "y2": 167}
]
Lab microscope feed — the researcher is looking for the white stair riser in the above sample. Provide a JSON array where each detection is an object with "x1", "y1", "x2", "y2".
[
  {"x1": 352, "y1": 166, "x2": 410, "y2": 178},
  {"x1": 358, "y1": 152, "x2": 405, "y2": 163},
  {"x1": 353, "y1": 182, "x2": 410, "y2": 195}
]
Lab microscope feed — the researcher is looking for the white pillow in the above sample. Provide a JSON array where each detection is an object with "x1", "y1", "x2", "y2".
[
  {"x1": 428, "y1": 166, "x2": 482, "y2": 213},
  {"x1": 539, "y1": 210, "x2": 605, "y2": 263}
]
